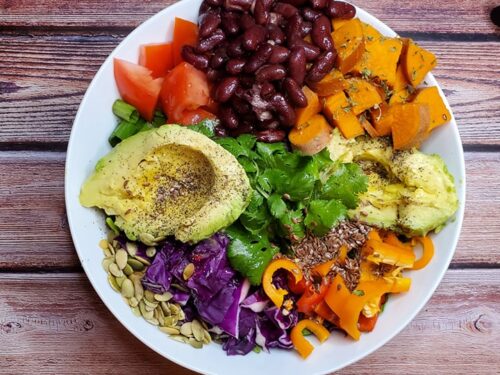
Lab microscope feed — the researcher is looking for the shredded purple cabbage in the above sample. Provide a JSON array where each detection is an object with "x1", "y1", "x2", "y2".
[{"x1": 140, "y1": 232, "x2": 295, "y2": 355}]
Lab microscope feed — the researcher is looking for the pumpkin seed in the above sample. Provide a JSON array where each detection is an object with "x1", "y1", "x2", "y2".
[
  {"x1": 134, "y1": 255, "x2": 151, "y2": 266},
  {"x1": 107, "y1": 243, "x2": 116, "y2": 255},
  {"x1": 99, "y1": 239, "x2": 109, "y2": 250},
  {"x1": 103, "y1": 248, "x2": 113, "y2": 257},
  {"x1": 129, "y1": 297, "x2": 139, "y2": 308},
  {"x1": 107, "y1": 275, "x2": 120, "y2": 292},
  {"x1": 139, "y1": 232, "x2": 157, "y2": 246},
  {"x1": 163, "y1": 316, "x2": 178, "y2": 327},
  {"x1": 115, "y1": 249, "x2": 128, "y2": 270},
  {"x1": 180, "y1": 322, "x2": 193, "y2": 337},
  {"x1": 146, "y1": 318, "x2": 160, "y2": 326},
  {"x1": 170, "y1": 335, "x2": 188, "y2": 343},
  {"x1": 159, "y1": 326, "x2": 180, "y2": 335},
  {"x1": 109, "y1": 263, "x2": 124, "y2": 278},
  {"x1": 178, "y1": 309, "x2": 186, "y2": 321},
  {"x1": 125, "y1": 242, "x2": 138, "y2": 257},
  {"x1": 161, "y1": 302, "x2": 171, "y2": 316},
  {"x1": 115, "y1": 275, "x2": 127, "y2": 288},
  {"x1": 146, "y1": 247, "x2": 157, "y2": 258},
  {"x1": 188, "y1": 338, "x2": 203, "y2": 349},
  {"x1": 142, "y1": 308, "x2": 154, "y2": 320},
  {"x1": 202, "y1": 330, "x2": 211, "y2": 344},
  {"x1": 127, "y1": 258, "x2": 145, "y2": 271},
  {"x1": 154, "y1": 292, "x2": 173, "y2": 302},
  {"x1": 182, "y1": 263, "x2": 195, "y2": 280},
  {"x1": 102, "y1": 256, "x2": 114, "y2": 272},
  {"x1": 121, "y1": 278, "x2": 134, "y2": 298},
  {"x1": 131, "y1": 306, "x2": 141, "y2": 317},
  {"x1": 144, "y1": 290, "x2": 155, "y2": 303},
  {"x1": 130, "y1": 275, "x2": 144, "y2": 301},
  {"x1": 123, "y1": 264, "x2": 133, "y2": 276},
  {"x1": 191, "y1": 320, "x2": 204, "y2": 342},
  {"x1": 143, "y1": 299, "x2": 158, "y2": 309},
  {"x1": 169, "y1": 304, "x2": 180, "y2": 316},
  {"x1": 171, "y1": 283, "x2": 189, "y2": 293}
]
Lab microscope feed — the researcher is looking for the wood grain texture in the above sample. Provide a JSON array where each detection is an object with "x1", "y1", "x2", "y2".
[
  {"x1": 0, "y1": 151, "x2": 498, "y2": 270},
  {"x1": 1, "y1": 0, "x2": 499, "y2": 35},
  {"x1": 0, "y1": 269, "x2": 498, "y2": 374},
  {"x1": 0, "y1": 35, "x2": 499, "y2": 145}
]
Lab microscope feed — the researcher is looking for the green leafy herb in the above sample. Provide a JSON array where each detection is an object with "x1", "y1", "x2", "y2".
[
  {"x1": 353, "y1": 289, "x2": 365, "y2": 296},
  {"x1": 225, "y1": 225, "x2": 279, "y2": 285},
  {"x1": 188, "y1": 119, "x2": 219, "y2": 138},
  {"x1": 218, "y1": 135, "x2": 368, "y2": 285}
]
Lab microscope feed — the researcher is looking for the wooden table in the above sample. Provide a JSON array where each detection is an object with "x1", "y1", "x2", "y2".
[{"x1": 1, "y1": 1, "x2": 499, "y2": 373}]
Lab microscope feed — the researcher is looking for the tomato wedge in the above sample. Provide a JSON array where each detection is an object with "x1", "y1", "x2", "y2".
[
  {"x1": 160, "y1": 62, "x2": 210, "y2": 123},
  {"x1": 114, "y1": 58, "x2": 163, "y2": 121},
  {"x1": 139, "y1": 43, "x2": 174, "y2": 78},
  {"x1": 172, "y1": 18, "x2": 198, "y2": 66},
  {"x1": 177, "y1": 108, "x2": 216, "y2": 125}
]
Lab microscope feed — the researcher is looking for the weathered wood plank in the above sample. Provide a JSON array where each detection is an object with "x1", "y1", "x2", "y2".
[
  {"x1": 0, "y1": 0, "x2": 498, "y2": 35},
  {"x1": 0, "y1": 151, "x2": 498, "y2": 270},
  {"x1": 0, "y1": 36, "x2": 499, "y2": 145},
  {"x1": 0, "y1": 269, "x2": 498, "y2": 374}
]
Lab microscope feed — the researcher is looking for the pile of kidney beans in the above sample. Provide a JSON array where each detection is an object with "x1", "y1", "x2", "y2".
[{"x1": 181, "y1": 0, "x2": 355, "y2": 142}]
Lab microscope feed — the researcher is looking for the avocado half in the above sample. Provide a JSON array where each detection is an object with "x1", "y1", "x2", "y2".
[{"x1": 80, "y1": 125, "x2": 252, "y2": 244}]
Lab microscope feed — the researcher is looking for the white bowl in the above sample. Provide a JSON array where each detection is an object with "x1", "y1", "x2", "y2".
[{"x1": 65, "y1": 2, "x2": 466, "y2": 374}]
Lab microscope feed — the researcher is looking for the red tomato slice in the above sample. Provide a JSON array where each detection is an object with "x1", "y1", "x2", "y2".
[
  {"x1": 139, "y1": 43, "x2": 174, "y2": 78},
  {"x1": 160, "y1": 62, "x2": 210, "y2": 123},
  {"x1": 178, "y1": 108, "x2": 216, "y2": 125},
  {"x1": 172, "y1": 18, "x2": 199, "y2": 66},
  {"x1": 114, "y1": 58, "x2": 163, "y2": 121}
]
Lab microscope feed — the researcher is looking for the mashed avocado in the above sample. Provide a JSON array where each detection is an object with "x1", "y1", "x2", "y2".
[
  {"x1": 328, "y1": 129, "x2": 459, "y2": 237},
  {"x1": 80, "y1": 125, "x2": 252, "y2": 244}
]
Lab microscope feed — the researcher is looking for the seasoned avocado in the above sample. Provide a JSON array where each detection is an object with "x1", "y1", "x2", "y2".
[
  {"x1": 80, "y1": 125, "x2": 252, "y2": 244},
  {"x1": 392, "y1": 150, "x2": 459, "y2": 236},
  {"x1": 328, "y1": 129, "x2": 458, "y2": 236}
]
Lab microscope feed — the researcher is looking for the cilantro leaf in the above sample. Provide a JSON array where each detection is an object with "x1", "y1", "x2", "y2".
[
  {"x1": 304, "y1": 199, "x2": 347, "y2": 236},
  {"x1": 226, "y1": 225, "x2": 279, "y2": 285},
  {"x1": 267, "y1": 193, "x2": 287, "y2": 219},
  {"x1": 239, "y1": 191, "x2": 271, "y2": 234},
  {"x1": 189, "y1": 119, "x2": 218, "y2": 138},
  {"x1": 321, "y1": 163, "x2": 368, "y2": 208}
]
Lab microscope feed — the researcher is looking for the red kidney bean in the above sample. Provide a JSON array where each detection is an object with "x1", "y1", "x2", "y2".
[
  {"x1": 199, "y1": 11, "x2": 221, "y2": 38},
  {"x1": 310, "y1": 0, "x2": 327, "y2": 9},
  {"x1": 206, "y1": 68, "x2": 223, "y2": 81},
  {"x1": 243, "y1": 25, "x2": 267, "y2": 51},
  {"x1": 270, "y1": 93, "x2": 296, "y2": 127},
  {"x1": 286, "y1": 13, "x2": 304, "y2": 37},
  {"x1": 325, "y1": 0, "x2": 356, "y2": 19},
  {"x1": 220, "y1": 106, "x2": 240, "y2": 129},
  {"x1": 205, "y1": 0, "x2": 223, "y2": 6},
  {"x1": 268, "y1": 45, "x2": 290, "y2": 64},
  {"x1": 238, "y1": 75, "x2": 256, "y2": 88},
  {"x1": 197, "y1": 29, "x2": 225, "y2": 53},
  {"x1": 283, "y1": 78, "x2": 308, "y2": 107},
  {"x1": 268, "y1": 11, "x2": 285, "y2": 26},
  {"x1": 288, "y1": 46, "x2": 307, "y2": 85},
  {"x1": 255, "y1": 129, "x2": 287, "y2": 142},
  {"x1": 301, "y1": 21, "x2": 313, "y2": 36},
  {"x1": 244, "y1": 44, "x2": 273, "y2": 73},
  {"x1": 241, "y1": 13, "x2": 256, "y2": 30},
  {"x1": 267, "y1": 24, "x2": 286, "y2": 44},
  {"x1": 181, "y1": 46, "x2": 210, "y2": 70},
  {"x1": 215, "y1": 77, "x2": 240, "y2": 102},
  {"x1": 273, "y1": 2, "x2": 299, "y2": 18},
  {"x1": 307, "y1": 49, "x2": 337, "y2": 82},
  {"x1": 210, "y1": 47, "x2": 229, "y2": 69},
  {"x1": 282, "y1": 0, "x2": 308, "y2": 6},
  {"x1": 259, "y1": 81, "x2": 276, "y2": 99},
  {"x1": 227, "y1": 37, "x2": 245, "y2": 57},
  {"x1": 231, "y1": 96, "x2": 252, "y2": 114},
  {"x1": 221, "y1": 11, "x2": 240, "y2": 34},
  {"x1": 215, "y1": 125, "x2": 228, "y2": 137},
  {"x1": 312, "y1": 15, "x2": 333, "y2": 50},
  {"x1": 254, "y1": 0, "x2": 273, "y2": 25},
  {"x1": 226, "y1": 58, "x2": 247, "y2": 74},
  {"x1": 302, "y1": 7, "x2": 322, "y2": 21},
  {"x1": 288, "y1": 38, "x2": 320, "y2": 60},
  {"x1": 199, "y1": 1, "x2": 213, "y2": 16},
  {"x1": 256, "y1": 64, "x2": 287, "y2": 82},
  {"x1": 224, "y1": 0, "x2": 253, "y2": 11}
]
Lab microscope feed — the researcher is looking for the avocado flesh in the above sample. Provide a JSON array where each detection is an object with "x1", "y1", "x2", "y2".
[
  {"x1": 328, "y1": 129, "x2": 458, "y2": 237},
  {"x1": 80, "y1": 125, "x2": 252, "y2": 244}
]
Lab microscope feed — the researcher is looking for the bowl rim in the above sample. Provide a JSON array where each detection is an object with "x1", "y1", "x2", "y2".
[{"x1": 65, "y1": 2, "x2": 466, "y2": 373}]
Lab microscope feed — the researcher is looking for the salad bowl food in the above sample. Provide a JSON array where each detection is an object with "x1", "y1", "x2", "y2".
[{"x1": 65, "y1": 0, "x2": 466, "y2": 373}]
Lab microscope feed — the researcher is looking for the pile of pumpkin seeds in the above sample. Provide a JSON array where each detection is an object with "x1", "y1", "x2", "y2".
[{"x1": 99, "y1": 238, "x2": 212, "y2": 348}]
